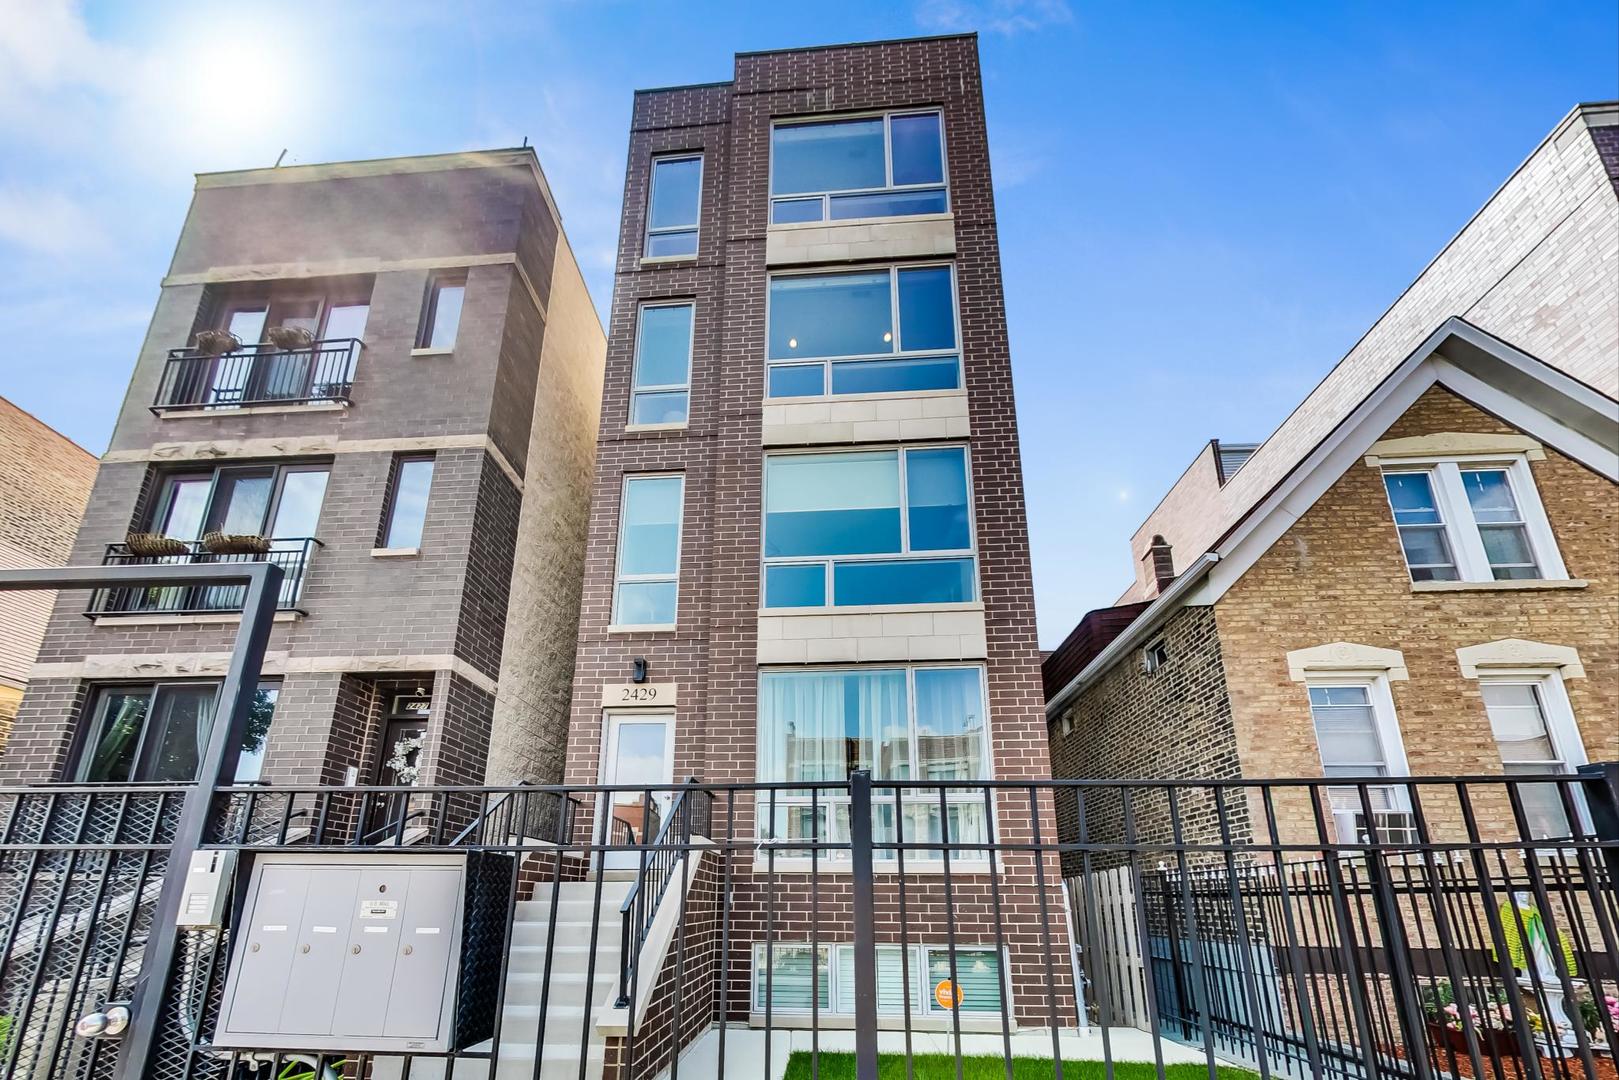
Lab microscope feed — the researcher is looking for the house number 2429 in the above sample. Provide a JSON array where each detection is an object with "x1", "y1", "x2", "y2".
[{"x1": 620, "y1": 686, "x2": 659, "y2": 702}]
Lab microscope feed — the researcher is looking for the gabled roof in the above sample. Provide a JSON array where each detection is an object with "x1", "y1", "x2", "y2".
[{"x1": 1045, "y1": 317, "x2": 1619, "y2": 717}]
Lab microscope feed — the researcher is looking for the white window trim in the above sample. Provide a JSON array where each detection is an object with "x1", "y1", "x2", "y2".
[
  {"x1": 1380, "y1": 454, "x2": 1568, "y2": 584},
  {"x1": 768, "y1": 109, "x2": 951, "y2": 224},
  {"x1": 609, "y1": 473, "x2": 685, "y2": 630},
  {"x1": 1475, "y1": 670, "x2": 1589, "y2": 773},
  {"x1": 764, "y1": 262, "x2": 963, "y2": 400},
  {"x1": 628, "y1": 300, "x2": 695, "y2": 428},
  {"x1": 644, "y1": 154, "x2": 703, "y2": 259},
  {"x1": 1304, "y1": 673, "x2": 1414, "y2": 838},
  {"x1": 760, "y1": 443, "x2": 980, "y2": 612}
]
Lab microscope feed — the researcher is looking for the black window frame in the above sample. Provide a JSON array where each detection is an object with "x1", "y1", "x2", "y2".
[
  {"x1": 418, "y1": 271, "x2": 468, "y2": 350},
  {"x1": 67, "y1": 679, "x2": 282, "y2": 785},
  {"x1": 378, "y1": 453, "x2": 436, "y2": 549}
]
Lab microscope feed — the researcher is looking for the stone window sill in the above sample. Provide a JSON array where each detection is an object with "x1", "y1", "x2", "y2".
[
  {"x1": 624, "y1": 422, "x2": 688, "y2": 434},
  {"x1": 91, "y1": 611, "x2": 301, "y2": 627},
  {"x1": 411, "y1": 347, "x2": 454, "y2": 358},
  {"x1": 1411, "y1": 579, "x2": 1588, "y2": 593},
  {"x1": 607, "y1": 624, "x2": 677, "y2": 635},
  {"x1": 638, "y1": 255, "x2": 697, "y2": 267},
  {"x1": 371, "y1": 547, "x2": 420, "y2": 558},
  {"x1": 764, "y1": 388, "x2": 967, "y2": 406},
  {"x1": 766, "y1": 211, "x2": 954, "y2": 232},
  {"x1": 158, "y1": 401, "x2": 349, "y2": 420}
]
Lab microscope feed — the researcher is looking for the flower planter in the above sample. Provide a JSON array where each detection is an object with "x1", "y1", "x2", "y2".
[
  {"x1": 124, "y1": 532, "x2": 191, "y2": 558},
  {"x1": 265, "y1": 325, "x2": 314, "y2": 350},
  {"x1": 193, "y1": 329, "x2": 241, "y2": 356},
  {"x1": 1426, "y1": 1021, "x2": 1522, "y2": 1059},
  {"x1": 201, "y1": 532, "x2": 272, "y2": 556}
]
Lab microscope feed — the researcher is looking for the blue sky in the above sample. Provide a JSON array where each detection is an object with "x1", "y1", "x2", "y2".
[{"x1": 1, "y1": 1, "x2": 1614, "y2": 645}]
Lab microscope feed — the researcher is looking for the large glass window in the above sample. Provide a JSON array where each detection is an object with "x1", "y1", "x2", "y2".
[
  {"x1": 645, "y1": 155, "x2": 702, "y2": 258},
  {"x1": 74, "y1": 682, "x2": 279, "y2": 784},
  {"x1": 770, "y1": 111, "x2": 947, "y2": 224},
  {"x1": 1306, "y1": 682, "x2": 1414, "y2": 843},
  {"x1": 1482, "y1": 680, "x2": 1585, "y2": 840},
  {"x1": 763, "y1": 448, "x2": 974, "y2": 608},
  {"x1": 630, "y1": 303, "x2": 693, "y2": 425},
  {"x1": 754, "y1": 944, "x2": 1002, "y2": 1017},
  {"x1": 613, "y1": 475, "x2": 685, "y2": 626},
  {"x1": 1381, "y1": 459, "x2": 1559, "y2": 584},
  {"x1": 767, "y1": 266, "x2": 959, "y2": 398},
  {"x1": 419, "y1": 273, "x2": 466, "y2": 350},
  {"x1": 757, "y1": 665, "x2": 989, "y2": 859},
  {"x1": 381, "y1": 455, "x2": 434, "y2": 549}
]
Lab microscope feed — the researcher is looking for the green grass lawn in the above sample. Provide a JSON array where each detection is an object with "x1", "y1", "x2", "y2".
[{"x1": 782, "y1": 1054, "x2": 1260, "y2": 1080}]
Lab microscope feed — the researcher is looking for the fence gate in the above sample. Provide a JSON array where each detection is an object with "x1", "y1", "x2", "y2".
[{"x1": 1069, "y1": 865, "x2": 1154, "y2": 1030}]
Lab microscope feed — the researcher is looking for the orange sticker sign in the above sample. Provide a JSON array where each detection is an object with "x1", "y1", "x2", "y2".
[{"x1": 934, "y1": 978, "x2": 963, "y2": 1010}]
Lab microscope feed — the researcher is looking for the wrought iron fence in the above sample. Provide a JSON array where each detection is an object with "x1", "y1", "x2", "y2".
[
  {"x1": 0, "y1": 770, "x2": 1611, "y2": 1080},
  {"x1": 88, "y1": 538, "x2": 321, "y2": 616},
  {"x1": 151, "y1": 340, "x2": 363, "y2": 412}
]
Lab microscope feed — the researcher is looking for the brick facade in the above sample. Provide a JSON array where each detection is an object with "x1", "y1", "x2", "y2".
[
  {"x1": 564, "y1": 35, "x2": 1074, "y2": 1034},
  {"x1": 0, "y1": 151, "x2": 605, "y2": 790}
]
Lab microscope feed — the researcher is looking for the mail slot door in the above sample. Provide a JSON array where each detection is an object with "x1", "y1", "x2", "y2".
[
  {"x1": 279, "y1": 867, "x2": 361, "y2": 1036},
  {"x1": 332, "y1": 866, "x2": 413, "y2": 1037},
  {"x1": 223, "y1": 864, "x2": 311, "y2": 1033},
  {"x1": 383, "y1": 867, "x2": 461, "y2": 1038}
]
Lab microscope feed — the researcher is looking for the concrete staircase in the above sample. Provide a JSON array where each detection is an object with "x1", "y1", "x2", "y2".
[{"x1": 378, "y1": 875, "x2": 631, "y2": 1080}]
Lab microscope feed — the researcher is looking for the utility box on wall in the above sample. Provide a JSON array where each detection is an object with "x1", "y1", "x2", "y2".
[{"x1": 211, "y1": 851, "x2": 511, "y2": 1054}]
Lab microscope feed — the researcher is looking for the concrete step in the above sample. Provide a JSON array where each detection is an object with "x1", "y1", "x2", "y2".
[
  {"x1": 526, "y1": 880, "x2": 635, "y2": 903},
  {"x1": 511, "y1": 917, "x2": 618, "y2": 947},
  {"x1": 515, "y1": 897, "x2": 622, "y2": 925},
  {"x1": 499, "y1": 1000, "x2": 616, "y2": 1044},
  {"x1": 508, "y1": 941, "x2": 622, "y2": 975},
  {"x1": 500, "y1": 969, "x2": 618, "y2": 1009}
]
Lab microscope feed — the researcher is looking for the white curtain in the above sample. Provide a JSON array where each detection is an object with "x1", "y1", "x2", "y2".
[{"x1": 759, "y1": 670, "x2": 907, "y2": 784}]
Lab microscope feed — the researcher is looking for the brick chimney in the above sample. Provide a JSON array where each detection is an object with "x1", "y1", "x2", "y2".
[{"x1": 1142, "y1": 534, "x2": 1176, "y2": 595}]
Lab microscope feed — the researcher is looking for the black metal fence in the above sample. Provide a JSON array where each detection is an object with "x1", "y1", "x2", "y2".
[
  {"x1": 151, "y1": 340, "x2": 363, "y2": 412},
  {"x1": 0, "y1": 771, "x2": 1612, "y2": 1080},
  {"x1": 88, "y1": 539, "x2": 321, "y2": 616}
]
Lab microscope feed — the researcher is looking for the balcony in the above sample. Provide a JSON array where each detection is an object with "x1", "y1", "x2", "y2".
[
  {"x1": 86, "y1": 537, "x2": 321, "y2": 617},
  {"x1": 150, "y1": 339, "x2": 363, "y2": 413}
]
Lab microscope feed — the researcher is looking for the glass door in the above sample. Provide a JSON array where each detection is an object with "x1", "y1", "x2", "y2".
[
  {"x1": 321, "y1": 302, "x2": 370, "y2": 392},
  {"x1": 267, "y1": 467, "x2": 329, "y2": 604},
  {"x1": 256, "y1": 298, "x2": 322, "y2": 401},
  {"x1": 602, "y1": 713, "x2": 673, "y2": 869},
  {"x1": 210, "y1": 307, "x2": 268, "y2": 407}
]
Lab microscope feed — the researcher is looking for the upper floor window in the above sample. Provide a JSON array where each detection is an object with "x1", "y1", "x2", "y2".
[
  {"x1": 380, "y1": 454, "x2": 435, "y2": 550},
  {"x1": 1381, "y1": 457, "x2": 1565, "y2": 583},
  {"x1": 612, "y1": 475, "x2": 685, "y2": 627},
  {"x1": 771, "y1": 111, "x2": 947, "y2": 224},
  {"x1": 763, "y1": 446, "x2": 974, "y2": 609},
  {"x1": 645, "y1": 155, "x2": 702, "y2": 258},
  {"x1": 418, "y1": 272, "x2": 467, "y2": 350},
  {"x1": 767, "y1": 265, "x2": 959, "y2": 398},
  {"x1": 630, "y1": 303, "x2": 694, "y2": 426},
  {"x1": 1306, "y1": 680, "x2": 1415, "y2": 843},
  {"x1": 73, "y1": 681, "x2": 280, "y2": 784}
]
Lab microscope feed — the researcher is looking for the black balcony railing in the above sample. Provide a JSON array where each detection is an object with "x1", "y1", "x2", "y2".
[
  {"x1": 87, "y1": 537, "x2": 321, "y2": 616},
  {"x1": 151, "y1": 338, "x2": 363, "y2": 412}
]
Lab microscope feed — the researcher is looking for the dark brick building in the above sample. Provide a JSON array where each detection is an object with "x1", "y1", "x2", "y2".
[
  {"x1": 0, "y1": 149, "x2": 605, "y2": 798},
  {"x1": 564, "y1": 34, "x2": 1076, "y2": 1037}
]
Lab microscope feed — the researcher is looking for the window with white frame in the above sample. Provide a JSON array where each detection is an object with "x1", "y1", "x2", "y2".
[
  {"x1": 753, "y1": 943, "x2": 1004, "y2": 1017},
  {"x1": 645, "y1": 155, "x2": 702, "y2": 258},
  {"x1": 767, "y1": 265, "x2": 960, "y2": 398},
  {"x1": 763, "y1": 447, "x2": 975, "y2": 609},
  {"x1": 756, "y1": 665, "x2": 989, "y2": 859},
  {"x1": 770, "y1": 110, "x2": 948, "y2": 225},
  {"x1": 1381, "y1": 458, "x2": 1564, "y2": 583},
  {"x1": 1481, "y1": 677, "x2": 1589, "y2": 840},
  {"x1": 629, "y1": 303, "x2": 693, "y2": 425},
  {"x1": 611, "y1": 475, "x2": 684, "y2": 627},
  {"x1": 1305, "y1": 681, "x2": 1416, "y2": 843}
]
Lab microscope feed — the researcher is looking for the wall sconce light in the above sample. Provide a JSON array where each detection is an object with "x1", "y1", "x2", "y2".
[{"x1": 632, "y1": 657, "x2": 648, "y2": 684}]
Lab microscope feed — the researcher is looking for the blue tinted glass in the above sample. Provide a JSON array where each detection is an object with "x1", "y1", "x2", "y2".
[
  {"x1": 1383, "y1": 473, "x2": 1442, "y2": 525},
  {"x1": 897, "y1": 267, "x2": 956, "y2": 351},
  {"x1": 834, "y1": 558, "x2": 975, "y2": 605},
  {"x1": 829, "y1": 188, "x2": 948, "y2": 220},
  {"x1": 764, "y1": 564, "x2": 826, "y2": 608},
  {"x1": 768, "y1": 365, "x2": 826, "y2": 398},
  {"x1": 1460, "y1": 469, "x2": 1520, "y2": 523},
  {"x1": 772, "y1": 198, "x2": 824, "y2": 224},
  {"x1": 634, "y1": 305, "x2": 693, "y2": 388},
  {"x1": 615, "y1": 581, "x2": 676, "y2": 626},
  {"x1": 645, "y1": 231, "x2": 697, "y2": 258},
  {"x1": 890, "y1": 113, "x2": 945, "y2": 186},
  {"x1": 631, "y1": 391, "x2": 688, "y2": 425},
  {"x1": 831, "y1": 356, "x2": 960, "y2": 395},
  {"x1": 619, "y1": 477, "x2": 683, "y2": 574},
  {"x1": 765, "y1": 452, "x2": 901, "y2": 557},
  {"x1": 769, "y1": 273, "x2": 891, "y2": 359},
  {"x1": 384, "y1": 458, "x2": 434, "y2": 549},
  {"x1": 649, "y1": 157, "x2": 701, "y2": 229},
  {"x1": 906, "y1": 448, "x2": 970, "y2": 551},
  {"x1": 772, "y1": 119, "x2": 885, "y2": 196}
]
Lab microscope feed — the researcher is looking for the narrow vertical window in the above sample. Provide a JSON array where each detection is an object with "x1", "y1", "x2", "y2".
[
  {"x1": 1482, "y1": 680, "x2": 1579, "y2": 838},
  {"x1": 645, "y1": 155, "x2": 702, "y2": 258},
  {"x1": 1381, "y1": 472, "x2": 1458, "y2": 581},
  {"x1": 630, "y1": 303, "x2": 694, "y2": 425},
  {"x1": 1459, "y1": 468, "x2": 1539, "y2": 579},
  {"x1": 382, "y1": 455, "x2": 435, "y2": 550},
  {"x1": 1306, "y1": 682, "x2": 1413, "y2": 842},
  {"x1": 419, "y1": 273, "x2": 467, "y2": 350},
  {"x1": 613, "y1": 475, "x2": 685, "y2": 627}
]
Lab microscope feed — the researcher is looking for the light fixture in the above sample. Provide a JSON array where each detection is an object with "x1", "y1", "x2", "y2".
[
  {"x1": 104, "y1": 1006, "x2": 131, "y2": 1036},
  {"x1": 74, "y1": 1013, "x2": 108, "y2": 1039},
  {"x1": 413, "y1": 684, "x2": 428, "y2": 697},
  {"x1": 632, "y1": 657, "x2": 648, "y2": 684}
]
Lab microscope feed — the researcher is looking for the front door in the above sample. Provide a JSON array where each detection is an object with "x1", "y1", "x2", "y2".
[
  {"x1": 602, "y1": 713, "x2": 673, "y2": 870},
  {"x1": 368, "y1": 693, "x2": 432, "y2": 840}
]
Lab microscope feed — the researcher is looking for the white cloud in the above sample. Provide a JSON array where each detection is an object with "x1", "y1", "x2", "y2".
[
  {"x1": 915, "y1": 0, "x2": 1074, "y2": 36},
  {"x1": 0, "y1": 187, "x2": 107, "y2": 257}
]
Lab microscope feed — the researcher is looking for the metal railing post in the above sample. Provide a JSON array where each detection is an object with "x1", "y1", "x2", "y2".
[
  {"x1": 848, "y1": 769, "x2": 879, "y2": 1080},
  {"x1": 1577, "y1": 761, "x2": 1619, "y2": 879}
]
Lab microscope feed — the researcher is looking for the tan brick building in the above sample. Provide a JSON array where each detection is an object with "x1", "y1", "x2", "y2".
[
  {"x1": 0, "y1": 396, "x2": 97, "y2": 751},
  {"x1": 1045, "y1": 103, "x2": 1619, "y2": 851}
]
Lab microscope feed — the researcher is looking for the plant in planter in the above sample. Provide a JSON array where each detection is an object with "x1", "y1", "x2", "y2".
[
  {"x1": 1421, "y1": 981, "x2": 1520, "y2": 1056},
  {"x1": 265, "y1": 325, "x2": 315, "y2": 350},
  {"x1": 193, "y1": 329, "x2": 241, "y2": 356},
  {"x1": 124, "y1": 532, "x2": 192, "y2": 558},
  {"x1": 201, "y1": 531, "x2": 272, "y2": 556}
]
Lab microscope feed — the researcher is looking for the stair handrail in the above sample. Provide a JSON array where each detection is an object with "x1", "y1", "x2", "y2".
[
  {"x1": 447, "y1": 782, "x2": 579, "y2": 847},
  {"x1": 614, "y1": 779, "x2": 711, "y2": 1008}
]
